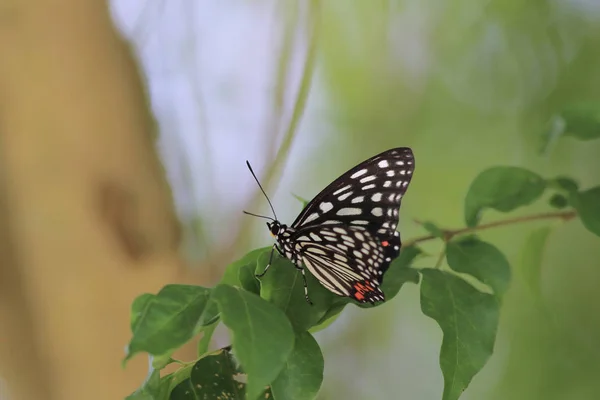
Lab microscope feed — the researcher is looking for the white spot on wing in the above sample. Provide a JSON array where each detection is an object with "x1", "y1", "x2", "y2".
[
  {"x1": 351, "y1": 196, "x2": 364, "y2": 204},
  {"x1": 320, "y1": 202, "x2": 333, "y2": 213},
  {"x1": 383, "y1": 181, "x2": 391, "y2": 187},
  {"x1": 360, "y1": 175, "x2": 376, "y2": 183},
  {"x1": 362, "y1": 184, "x2": 376, "y2": 190},
  {"x1": 371, "y1": 207, "x2": 383, "y2": 217},
  {"x1": 309, "y1": 232, "x2": 322, "y2": 241},
  {"x1": 333, "y1": 184, "x2": 351, "y2": 196},
  {"x1": 350, "y1": 169, "x2": 368, "y2": 179},
  {"x1": 308, "y1": 247, "x2": 327, "y2": 255},
  {"x1": 386, "y1": 170, "x2": 395, "y2": 177},
  {"x1": 304, "y1": 213, "x2": 320, "y2": 224},
  {"x1": 341, "y1": 235, "x2": 354, "y2": 243},
  {"x1": 337, "y1": 208, "x2": 362, "y2": 216},
  {"x1": 378, "y1": 160, "x2": 389, "y2": 168},
  {"x1": 371, "y1": 193, "x2": 382, "y2": 202},
  {"x1": 338, "y1": 191, "x2": 353, "y2": 201},
  {"x1": 334, "y1": 253, "x2": 346, "y2": 262}
]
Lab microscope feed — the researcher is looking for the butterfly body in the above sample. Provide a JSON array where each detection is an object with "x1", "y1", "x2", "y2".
[{"x1": 254, "y1": 147, "x2": 415, "y2": 304}]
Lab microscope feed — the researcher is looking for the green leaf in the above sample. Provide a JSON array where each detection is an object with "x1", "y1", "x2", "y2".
[
  {"x1": 125, "y1": 285, "x2": 212, "y2": 363},
  {"x1": 221, "y1": 247, "x2": 268, "y2": 294},
  {"x1": 197, "y1": 320, "x2": 219, "y2": 357},
  {"x1": 292, "y1": 193, "x2": 310, "y2": 208},
  {"x1": 271, "y1": 332, "x2": 324, "y2": 400},
  {"x1": 518, "y1": 227, "x2": 552, "y2": 297},
  {"x1": 446, "y1": 237, "x2": 511, "y2": 299},
  {"x1": 572, "y1": 186, "x2": 600, "y2": 237},
  {"x1": 560, "y1": 103, "x2": 600, "y2": 141},
  {"x1": 420, "y1": 269, "x2": 499, "y2": 400},
  {"x1": 131, "y1": 293, "x2": 156, "y2": 332},
  {"x1": 548, "y1": 177, "x2": 579, "y2": 195},
  {"x1": 258, "y1": 252, "x2": 336, "y2": 332},
  {"x1": 548, "y1": 194, "x2": 568, "y2": 209},
  {"x1": 379, "y1": 245, "x2": 421, "y2": 300},
  {"x1": 464, "y1": 167, "x2": 546, "y2": 227},
  {"x1": 170, "y1": 348, "x2": 245, "y2": 400},
  {"x1": 308, "y1": 302, "x2": 347, "y2": 333},
  {"x1": 126, "y1": 361, "x2": 173, "y2": 400},
  {"x1": 422, "y1": 221, "x2": 445, "y2": 238},
  {"x1": 151, "y1": 355, "x2": 174, "y2": 370},
  {"x1": 211, "y1": 284, "x2": 294, "y2": 400}
]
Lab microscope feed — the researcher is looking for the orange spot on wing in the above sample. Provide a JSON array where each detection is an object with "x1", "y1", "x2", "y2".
[
  {"x1": 353, "y1": 281, "x2": 376, "y2": 301},
  {"x1": 381, "y1": 240, "x2": 389, "y2": 247}
]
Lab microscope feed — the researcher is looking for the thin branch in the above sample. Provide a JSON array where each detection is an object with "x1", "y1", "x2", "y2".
[{"x1": 404, "y1": 210, "x2": 577, "y2": 247}]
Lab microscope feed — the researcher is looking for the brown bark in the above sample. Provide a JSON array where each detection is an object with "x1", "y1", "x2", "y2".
[{"x1": 0, "y1": 2, "x2": 186, "y2": 399}]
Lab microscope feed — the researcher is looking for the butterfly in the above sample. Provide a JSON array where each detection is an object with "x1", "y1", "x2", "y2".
[{"x1": 245, "y1": 147, "x2": 415, "y2": 304}]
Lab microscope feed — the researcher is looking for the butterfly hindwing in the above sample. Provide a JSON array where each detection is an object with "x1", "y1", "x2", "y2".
[{"x1": 292, "y1": 225, "x2": 389, "y2": 303}]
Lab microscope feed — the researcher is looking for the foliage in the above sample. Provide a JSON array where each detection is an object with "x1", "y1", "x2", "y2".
[{"x1": 124, "y1": 118, "x2": 599, "y2": 400}]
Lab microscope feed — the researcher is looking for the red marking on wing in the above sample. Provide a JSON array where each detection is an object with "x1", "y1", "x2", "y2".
[
  {"x1": 381, "y1": 240, "x2": 389, "y2": 247},
  {"x1": 353, "y1": 281, "x2": 376, "y2": 300}
]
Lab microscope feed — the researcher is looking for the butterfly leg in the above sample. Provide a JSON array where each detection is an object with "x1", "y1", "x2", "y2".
[
  {"x1": 299, "y1": 268, "x2": 313, "y2": 305},
  {"x1": 256, "y1": 243, "x2": 278, "y2": 278}
]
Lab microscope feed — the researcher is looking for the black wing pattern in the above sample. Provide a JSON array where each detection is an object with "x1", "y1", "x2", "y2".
[
  {"x1": 255, "y1": 147, "x2": 415, "y2": 304},
  {"x1": 291, "y1": 147, "x2": 414, "y2": 239},
  {"x1": 292, "y1": 225, "x2": 386, "y2": 302},
  {"x1": 290, "y1": 148, "x2": 414, "y2": 284}
]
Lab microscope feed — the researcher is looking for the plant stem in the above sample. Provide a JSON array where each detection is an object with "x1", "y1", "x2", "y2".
[{"x1": 404, "y1": 210, "x2": 577, "y2": 247}]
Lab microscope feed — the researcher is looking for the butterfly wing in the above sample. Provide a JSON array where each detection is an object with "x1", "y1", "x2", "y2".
[
  {"x1": 291, "y1": 147, "x2": 415, "y2": 243},
  {"x1": 291, "y1": 225, "x2": 389, "y2": 303}
]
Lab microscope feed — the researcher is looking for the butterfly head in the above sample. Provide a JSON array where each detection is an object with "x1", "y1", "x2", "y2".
[{"x1": 267, "y1": 220, "x2": 287, "y2": 238}]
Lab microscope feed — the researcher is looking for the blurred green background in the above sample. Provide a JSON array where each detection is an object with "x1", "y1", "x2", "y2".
[{"x1": 112, "y1": 1, "x2": 600, "y2": 399}]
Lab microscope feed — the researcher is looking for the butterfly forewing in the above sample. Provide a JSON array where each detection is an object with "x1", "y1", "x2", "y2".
[{"x1": 291, "y1": 148, "x2": 414, "y2": 241}]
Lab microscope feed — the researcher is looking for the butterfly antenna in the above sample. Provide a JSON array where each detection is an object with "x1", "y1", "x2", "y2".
[
  {"x1": 245, "y1": 160, "x2": 279, "y2": 221},
  {"x1": 242, "y1": 210, "x2": 275, "y2": 221}
]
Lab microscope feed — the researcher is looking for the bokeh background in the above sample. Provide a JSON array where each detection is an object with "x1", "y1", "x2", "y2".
[{"x1": 2, "y1": 1, "x2": 600, "y2": 399}]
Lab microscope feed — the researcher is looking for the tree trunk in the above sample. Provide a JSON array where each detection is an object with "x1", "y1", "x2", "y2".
[{"x1": 0, "y1": 2, "x2": 185, "y2": 399}]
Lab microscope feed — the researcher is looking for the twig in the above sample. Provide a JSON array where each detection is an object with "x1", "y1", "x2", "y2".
[{"x1": 404, "y1": 210, "x2": 577, "y2": 247}]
